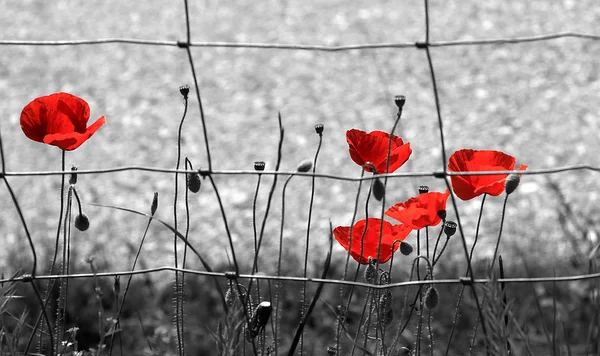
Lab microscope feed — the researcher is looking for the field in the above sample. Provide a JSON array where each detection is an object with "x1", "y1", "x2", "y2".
[{"x1": 1, "y1": 1, "x2": 600, "y2": 355}]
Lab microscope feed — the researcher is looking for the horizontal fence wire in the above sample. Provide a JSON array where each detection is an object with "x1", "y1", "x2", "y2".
[
  {"x1": 3, "y1": 268, "x2": 600, "y2": 289},
  {"x1": 2, "y1": 2, "x2": 600, "y2": 296}
]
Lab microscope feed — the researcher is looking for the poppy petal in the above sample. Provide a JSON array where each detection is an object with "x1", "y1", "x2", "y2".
[
  {"x1": 57, "y1": 94, "x2": 90, "y2": 133},
  {"x1": 43, "y1": 116, "x2": 105, "y2": 151}
]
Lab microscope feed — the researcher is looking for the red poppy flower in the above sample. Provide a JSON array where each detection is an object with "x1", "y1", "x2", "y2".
[
  {"x1": 346, "y1": 129, "x2": 412, "y2": 174},
  {"x1": 20, "y1": 92, "x2": 106, "y2": 151},
  {"x1": 385, "y1": 190, "x2": 450, "y2": 230},
  {"x1": 448, "y1": 149, "x2": 527, "y2": 200},
  {"x1": 333, "y1": 218, "x2": 412, "y2": 264}
]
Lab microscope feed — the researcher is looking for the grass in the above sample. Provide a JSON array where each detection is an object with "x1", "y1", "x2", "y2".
[{"x1": 1, "y1": 0, "x2": 600, "y2": 355}]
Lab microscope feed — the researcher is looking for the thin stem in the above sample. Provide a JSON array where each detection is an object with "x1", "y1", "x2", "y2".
[
  {"x1": 445, "y1": 194, "x2": 487, "y2": 353},
  {"x1": 252, "y1": 173, "x2": 262, "y2": 300},
  {"x1": 26, "y1": 149, "x2": 65, "y2": 355},
  {"x1": 490, "y1": 195, "x2": 509, "y2": 272},
  {"x1": 172, "y1": 89, "x2": 189, "y2": 356},
  {"x1": 299, "y1": 131, "x2": 323, "y2": 354}
]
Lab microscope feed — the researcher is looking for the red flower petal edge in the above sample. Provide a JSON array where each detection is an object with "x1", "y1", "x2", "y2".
[
  {"x1": 20, "y1": 92, "x2": 106, "y2": 151},
  {"x1": 448, "y1": 149, "x2": 527, "y2": 200},
  {"x1": 346, "y1": 129, "x2": 412, "y2": 174},
  {"x1": 333, "y1": 218, "x2": 412, "y2": 264},
  {"x1": 385, "y1": 190, "x2": 450, "y2": 230}
]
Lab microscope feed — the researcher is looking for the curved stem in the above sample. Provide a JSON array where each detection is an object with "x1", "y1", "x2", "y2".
[{"x1": 490, "y1": 195, "x2": 510, "y2": 272}]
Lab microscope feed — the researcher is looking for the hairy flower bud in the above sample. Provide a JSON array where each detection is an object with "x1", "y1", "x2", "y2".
[
  {"x1": 505, "y1": 173, "x2": 520, "y2": 195},
  {"x1": 75, "y1": 214, "x2": 90, "y2": 231},
  {"x1": 373, "y1": 177, "x2": 385, "y2": 201},
  {"x1": 151, "y1": 192, "x2": 158, "y2": 215},
  {"x1": 400, "y1": 241, "x2": 413, "y2": 255},
  {"x1": 364, "y1": 258, "x2": 377, "y2": 284},
  {"x1": 424, "y1": 286, "x2": 439, "y2": 310},
  {"x1": 187, "y1": 172, "x2": 201, "y2": 193},
  {"x1": 296, "y1": 159, "x2": 313, "y2": 173}
]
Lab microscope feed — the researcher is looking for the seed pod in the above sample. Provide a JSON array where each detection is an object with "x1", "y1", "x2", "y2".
[
  {"x1": 69, "y1": 166, "x2": 78, "y2": 186},
  {"x1": 179, "y1": 85, "x2": 190, "y2": 99},
  {"x1": 327, "y1": 346, "x2": 337, "y2": 355},
  {"x1": 314, "y1": 124, "x2": 324, "y2": 135},
  {"x1": 75, "y1": 214, "x2": 90, "y2": 231},
  {"x1": 505, "y1": 173, "x2": 520, "y2": 195},
  {"x1": 394, "y1": 95, "x2": 406, "y2": 110},
  {"x1": 373, "y1": 177, "x2": 385, "y2": 201},
  {"x1": 418, "y1": 185, "x2": 429, "y2": 194},
  {"x1": 400, "y1": 241, "x2": 413, "y2": 255},
  {"x1": 187, "y1": 172, "x2": 201, "y2": 193},
  {"x1": 296, "y1": 160, "x2": 313, "y2": 173},
  {"x1": 444, "y1": 221, "x2": 457, "y2": 237},
  {"x1": 254, "y1": 161, "x2": 266, "y2": 171},
  {"x1": 424, "y1": 286, "x2": 439, "y2": 310}
]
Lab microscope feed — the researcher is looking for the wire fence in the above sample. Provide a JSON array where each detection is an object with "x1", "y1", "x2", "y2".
[
  {"x1": 1, "y1": 0, "x2": 600, "y2": 354},
  {"x1": 1, "y1": 0, "x2": 599, "y2": 287}
]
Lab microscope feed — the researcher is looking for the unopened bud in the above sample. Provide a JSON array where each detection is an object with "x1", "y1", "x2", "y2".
[
  {"x1": 179, "y1": 85, "x2": 190, "y2": 100},
  {"x1": 69, "y1": 166, "x2": 78, "y2": 185},
  {"x1": 225, "y1": 283, "x2": 237, "y2": 308},
  {"x1": 373, "y1": 177, "x2": 385, "y2": 201},
  {"x1": 314, "y1": 124, "x2": 324, "y2": 135},
  {"x1": 113, "y1": 276, "x2": 120, "y2": 297},
  {"x1": 437, "y1": 210, "x2": 446, "y2": 220},
  {"x1": 247, "y1": 301, "x2": 272, "y2": 340},
  {"x1": 444, "y1": 221, "x2": 457, "y2": 237},
  {"x1": 505, "y1": 174, "x2": 520, "y2": 195},
  {"x1": 364, "y1": 258, "x2": 377, "y2": 283},
  {"x1": 418, "y1": 185, "x2": 429, "y2": 194},
  {"x1": 400, "y1": 241, "x2": 413, "y2": 255},
  {"x1": 424, "y1": 286, "x2": 439, "y2": 310},
  {"x1": 151, "y1": 192, "x2": 158, "y2": 215},
  {"x1": 394, "y1": 95, "x2": 406, "y2": 110},
  {"x1": 254, "y1": 161, "x2": 266, "y2": 171},
  {"x1": 187, "y1": 172, "x2": 201, "y2": 193},
  {"x1": 75, "y1": 214, "x2": 90, "y2": 231},
  {"x1": 296, "y1": 160, "x2": 313, "y2": 173},
  {"x1": 379, "y1": 271, "x2": 391, "y2": 285}
]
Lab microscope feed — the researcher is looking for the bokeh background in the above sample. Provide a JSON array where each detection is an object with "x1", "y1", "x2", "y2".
[{"x1": 1, "y1": 0, "x2": 600, "y2": 354}]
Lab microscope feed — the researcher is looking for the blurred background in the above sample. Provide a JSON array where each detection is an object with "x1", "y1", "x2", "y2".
[{"x1": 1, "y1": 1, "x2": 600, "y2": 354}]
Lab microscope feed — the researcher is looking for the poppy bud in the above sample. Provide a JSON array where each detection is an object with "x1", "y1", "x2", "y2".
[
  {"x1": 254, "y1": 161, "x2": 266, "y2": 171},
  {"x1": 75, "y1": 214, "x2": 90, "y2": 231},
  {"x1": 400, "y1": 241, "x2": 413, "y2": 255},
  {"x1": 327, "y1": 346, "x2": 337, "y2": 355},
  {"x1": 381, "y1": 306, "x2": 394, "y2": 327},
  {"x1": 151, "y1": 192, "x2": 158, "y2": 215},
  {"x1": 424, "y1": 286, "x2": 439, "y2": 310},
  {"x1": 296, "y1": 159, "x2": 313, "y2": 173},
  {"x1": 364, "y1": 257, "x2": 377, "y2": 283},
  {"x1": 379, "y1": 290, "x2": 393, "y2": 314},
  {"x1": 444, "y1": 221, "x2": 457, "y2": 237},
  {"x1": 394, "y1": 95, "x2": 406, "y2": 110},
  {"x1": 379, "y1": 271, "x2": 391, "y2": 285},
  {"x1": 314, "y1": 124, "x2": 324, "y2": 135},
  {"x1": 418, "y1": 185, "x2": 429, "y2": 194},
  {"x1": 437, "y1": 210, "x2": 446, "y2": 220},
  {"x1": 225, "y1": 283, "x2": 237, "y2": 308},
  {"x1": 505, "y1": 173, "x2": 520, "y2": 195},
  {"x1": 179, "y1": 85, "x2": 190, "y2": 100},
  {"x1": 373, "y1": 177, "x2": 385, "y2": 201},
  {"x1": 187, "y1": 172, "x2": 201, "y2": 193},
  {"x1": 397, "y1": 347, "x2": 412, "y2": 356},
  {"x1": 69, "y1": 166, "x2": 78, "y2": 185},
  {"x1": 113, "y1": 276, "x2": 120, "y2": 297},
  {"x1": 246, "y1": 301, "x2": 272, "y2": 340}
]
